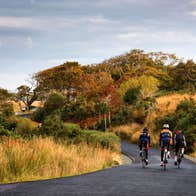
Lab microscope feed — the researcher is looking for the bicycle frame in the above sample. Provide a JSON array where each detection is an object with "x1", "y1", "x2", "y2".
[
  {"x1": 163, "y1": 147, "x2": 168, "y2": 171},
  {"x1": 177, "y1": 148, "x2": 183, "y2": 168},
  {"x1": 141, "y1": 142, "x2": 148, "y2": 168}
]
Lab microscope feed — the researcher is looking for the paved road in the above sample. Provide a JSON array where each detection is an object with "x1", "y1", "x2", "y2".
[{"x1": 0, "y1": 141, "x2": 196, "y2": 196}]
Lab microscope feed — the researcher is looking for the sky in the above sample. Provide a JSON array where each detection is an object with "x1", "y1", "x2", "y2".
[{"x1": 0, "y1": 0, "x2": 196, "y2": 91}]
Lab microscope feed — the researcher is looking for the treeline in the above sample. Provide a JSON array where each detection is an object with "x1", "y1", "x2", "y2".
[{"x1": 1, "y1": 49, "x2": 196, "y2": 132}]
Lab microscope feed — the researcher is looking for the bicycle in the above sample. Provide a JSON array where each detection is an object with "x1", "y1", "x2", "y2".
[
  {"x1": 176, "y1": 148, "x2": 183, "y2": 168},
  {"x1": 162, "y1": 146, "x2": 168, "y2": 171},
  {"x1": 140, "y1": 143, "x2": 148, "y2": 168}
]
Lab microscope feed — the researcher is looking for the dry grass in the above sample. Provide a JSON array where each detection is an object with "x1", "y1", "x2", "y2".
[
  {"x1": 112, "y1": 123, "x2": 142, "y2": 141},
  {"x1": 156, "y1": 93, "x2": 196, "y2": 117},
  {"x1": 190, "y1": 152, "x2": 196, "y2": 158},
  {"x1": 0, "y1": 137, "x2": 119, "y2": 183}
]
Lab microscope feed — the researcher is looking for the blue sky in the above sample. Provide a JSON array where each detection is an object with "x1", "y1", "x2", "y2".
[{"x1": 0, "y1": 0, "x2": 196, "y2": 91}]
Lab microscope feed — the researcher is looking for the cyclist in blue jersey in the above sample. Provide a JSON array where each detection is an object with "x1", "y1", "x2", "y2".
[
  {"x1": 139, "y1": 127, "x2": 151, "y2": 165},
  {"x1": 159, "y1": 124, "x2": 173, "y2": 166}
]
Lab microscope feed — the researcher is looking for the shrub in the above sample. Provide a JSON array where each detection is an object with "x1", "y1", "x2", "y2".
[
  {"x1": 0, "y1": 125, "x2": 11, "y2": 136},
  {"x1": 82, "y1": 130, "x2": 120, "y2": 151},
  {"x1": 40, "y1": 114, "x2": 64, "y2": 136},
  {"x1": 111, "y1": 106, "x2": 133, "y2": 126},
  {"x1": 44, "y1": 93, "x2": 65, "y2": 116},
  {"x1": 124, "y1": 87, "x2": 140, "y2": 104},
  {"x1": 0, "y1": 102, "x2": 14, "y2": 117},
  {"x1": 0, "y1": 114, "x2": 17, "y2": 132},
  {"x1": 32, "y1": 107, "x2": 45, "y2": 123},
  {"x1": 57, "y1": 123, "x2": 82, "y2": 139},
  {"x1": 154, "y1": 98, "x2": 196, "y2": 152},
  {"x1": 15, "y1": 118, "x2": 37, "y2": 137}
]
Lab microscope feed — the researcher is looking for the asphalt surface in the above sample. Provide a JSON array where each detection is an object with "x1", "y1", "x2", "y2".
[{"x1": 0, "y1": 141, "x2": 196, "y2": 196}]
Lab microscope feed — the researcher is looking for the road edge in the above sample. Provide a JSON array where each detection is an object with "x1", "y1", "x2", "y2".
[{"x1": 184, "y1": 154, "x2": 196, "y2": 163}]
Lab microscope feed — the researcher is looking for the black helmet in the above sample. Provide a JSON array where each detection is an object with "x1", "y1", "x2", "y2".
[{"x1": 143, "y1": 127, "x2": 148, "y2": 132}]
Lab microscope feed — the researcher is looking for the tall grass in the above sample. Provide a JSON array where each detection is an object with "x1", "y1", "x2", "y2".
[{"x1": 0, "y1": 137, "x2": 120, "y2": 183}]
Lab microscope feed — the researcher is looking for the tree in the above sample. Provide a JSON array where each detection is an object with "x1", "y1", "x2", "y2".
[
  {"x1": 0, "y1": 88, "x2": 14, "y2": 116},
  {"x1": 124, "y1": 87, "x2": 141, "y2": 105},
  {"x1": 16, "y1": 85, "x2": 38, "y2": 111},
  {"x1": 43, "y1": 93, "x2": 65, "y2": 116}
]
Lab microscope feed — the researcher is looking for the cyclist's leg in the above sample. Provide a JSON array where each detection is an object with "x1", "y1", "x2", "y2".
[
  {"x1": 174, "y1": 144, "x2": 178, "y2": 165},
  {"x1": 167, "y1": 141, "x2": 171, "y2": 158},
  {"x1": 139, "y1": 142, "x2": 142, "y2": 156},
  {"x1": 181, "y1": 143, "x2": 185, "y2": 157},
  {"x1": 160, "y1": 141, "x2": 164, "y2": 164}
]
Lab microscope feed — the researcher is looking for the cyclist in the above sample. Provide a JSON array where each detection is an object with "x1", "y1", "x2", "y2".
[
  {"x1": 139, "y1": 127, "x2": 151, "y2": 165},
  {"x1": 174, "y1": 130, "x2": 186, "y2": 165},
  {"x1": 159, "y1": 124, "x2": 173, "y2": 166}
]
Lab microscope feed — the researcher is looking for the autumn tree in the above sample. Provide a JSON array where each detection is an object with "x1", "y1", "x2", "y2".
[{"x1": 16, "y1": 85, "x2": 38, "y2": 111}]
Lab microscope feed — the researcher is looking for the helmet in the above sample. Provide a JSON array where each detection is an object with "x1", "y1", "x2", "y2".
[
  {"x1": 143, "y1": 127, "x2": 148, "y2": 132},
  {"x1": 175, "y1": 130, "x2": 182, "y2": 134},
  {"x1": 163, "y1": 124, "x2": 169, "y2": 129}
]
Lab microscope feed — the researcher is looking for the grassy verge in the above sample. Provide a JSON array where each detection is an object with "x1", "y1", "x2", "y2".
[{"x1": 0, "y1": 137, "x2": 120, "y2": 184}]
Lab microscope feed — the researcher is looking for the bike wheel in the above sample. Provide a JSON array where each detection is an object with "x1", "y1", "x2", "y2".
[
  {"x1": 141, "y1": 150, "x2": 146, "y2": 168},
  {"x1": 163, "y1": 151, "x2": 167, "y2": 171},
  {"x1": 177, "y1": 157, "x2": 181, "y2": 168}
]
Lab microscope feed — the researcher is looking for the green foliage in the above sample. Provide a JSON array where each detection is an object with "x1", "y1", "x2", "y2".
[
  {"x1": 57, "y1": 123, "x2": 82, "y2": 139},
  {"x1": 40, "y1": 114, "x2": 64, "y2": 136},
  {"x1": 0, "y1": 114, "x2": 17, "y2": 131},
  {"x1": 124, "y1": 87, "x2": 140, "y2": 104},
  {"x1": 15, "y1": 118, "x2": 36, "y2": 137},
  {"x1": 0, "y1": 125, "x2": 11, "y2": 136},
  {"x1": 82, "y1": 130, "x2": 120, "y2": 151},
  {"x1": 32, "y1": 107, "x2": 45, "y2": 122},
  {"x1": 111, "y1": 106, "x2": 133, "y2": 126},
  {"x1": 155, "y1": 98, "x2": 196, "y2": 152},
  {"x1": 40, "y1": 114, "x2": 82, "y2": 140},
  {"x1": 0, "y1": 103, "x2": 14, "y2": 117},
  {"x1": 44, "y1": 93, "x2": 65, "y2": 116},
  {"x1": 61, "y1": 98, "x2": 96, "y2": 121}
]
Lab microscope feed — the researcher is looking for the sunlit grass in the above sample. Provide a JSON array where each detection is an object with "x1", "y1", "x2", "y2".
[{"x1": 0, "y1": 137, "x2": 120, "y2": 184}]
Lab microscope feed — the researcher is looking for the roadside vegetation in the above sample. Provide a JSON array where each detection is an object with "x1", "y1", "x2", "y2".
[
  {"x1": 0, "y1": 137, "x2": 120, "y2": 183},
  {"x1": 0, "y1": 49, "x2": 196, "y2": 183}
]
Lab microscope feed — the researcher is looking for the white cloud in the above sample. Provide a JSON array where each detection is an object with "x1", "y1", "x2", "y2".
[
  {"x1": 190, "y1": 0, "x2": 196, "y2": 5},
  {"x1": 188, "y1": 11, "x2": 196, "y2": 16},
  {"x1": 0, "y1": 15, "x2": 113, "y2": 31},
  {"x1": 117, "y1": 29, "x2": 196, "y2": 44},
  {"x1": 88, "y1": 15, "x2": 110, "y2": 24},
  {"x1": 0, "y1": 73, "x2": 29, "y2": 91},
  {"x1": 0, "y1": 16, "x2": 43, "y2": 30}
]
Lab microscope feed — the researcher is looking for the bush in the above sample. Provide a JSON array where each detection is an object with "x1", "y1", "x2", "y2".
[
  {"x1": 32, "y1": 107, "x2": 45, "y2": 123},
  {"x1": 0, "y1": 125, "x2": 11, "y2": 136},
  {"x1": 111, "y1": 106, "x2": 133, "y2": 126},
  {"x1": 82, "y1": 130, "x2": 120, "y2": 151},
  {"x1": 0, "y1": 114, "x2": 17, "y2": 132},
  {"x1": 154, "y1": 98, "x2": 196, "y2": 152},
  {"x1": 41, "y1": 114, "x2": 82, "y2": 140},
  {"x1": 15, "y1": 118, "x2": 37, "y2": 137},
  {"x1": 0, "y1": 103, "x2": 14, "y2": 117},
  {"x1": 124, "y1": 87, "x2": 140, "y2": 104},
  {"x1": 44, "y1": 93, "x2": 65, "y2": 116},
  {"x1": 40, "y1": 114, "x2": 64, "y2": 136},
  {"x1": 57, "y1": 123, "x2": 82, "y2": 139}
]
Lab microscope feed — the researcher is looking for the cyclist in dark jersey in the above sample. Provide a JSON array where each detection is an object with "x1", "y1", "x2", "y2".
[
  {"x1": 139, "y1": 127, "x2": 151, "y2": 165},
  {"x1": 174, "y1": 130, "x2": 186, "y2": 165}
]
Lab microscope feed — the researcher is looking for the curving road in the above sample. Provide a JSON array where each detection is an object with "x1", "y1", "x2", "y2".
[{"x1": 0, "y1": 141, "x2": 196, "y2": 196}]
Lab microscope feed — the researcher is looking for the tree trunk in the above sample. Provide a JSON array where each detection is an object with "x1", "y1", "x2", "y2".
[
  {"x1": 104, "y1": 113, "x2": 107, "y2": 131},
  {"x1": 108, "y1": 111, "x2": 111, "y2": 128}
]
